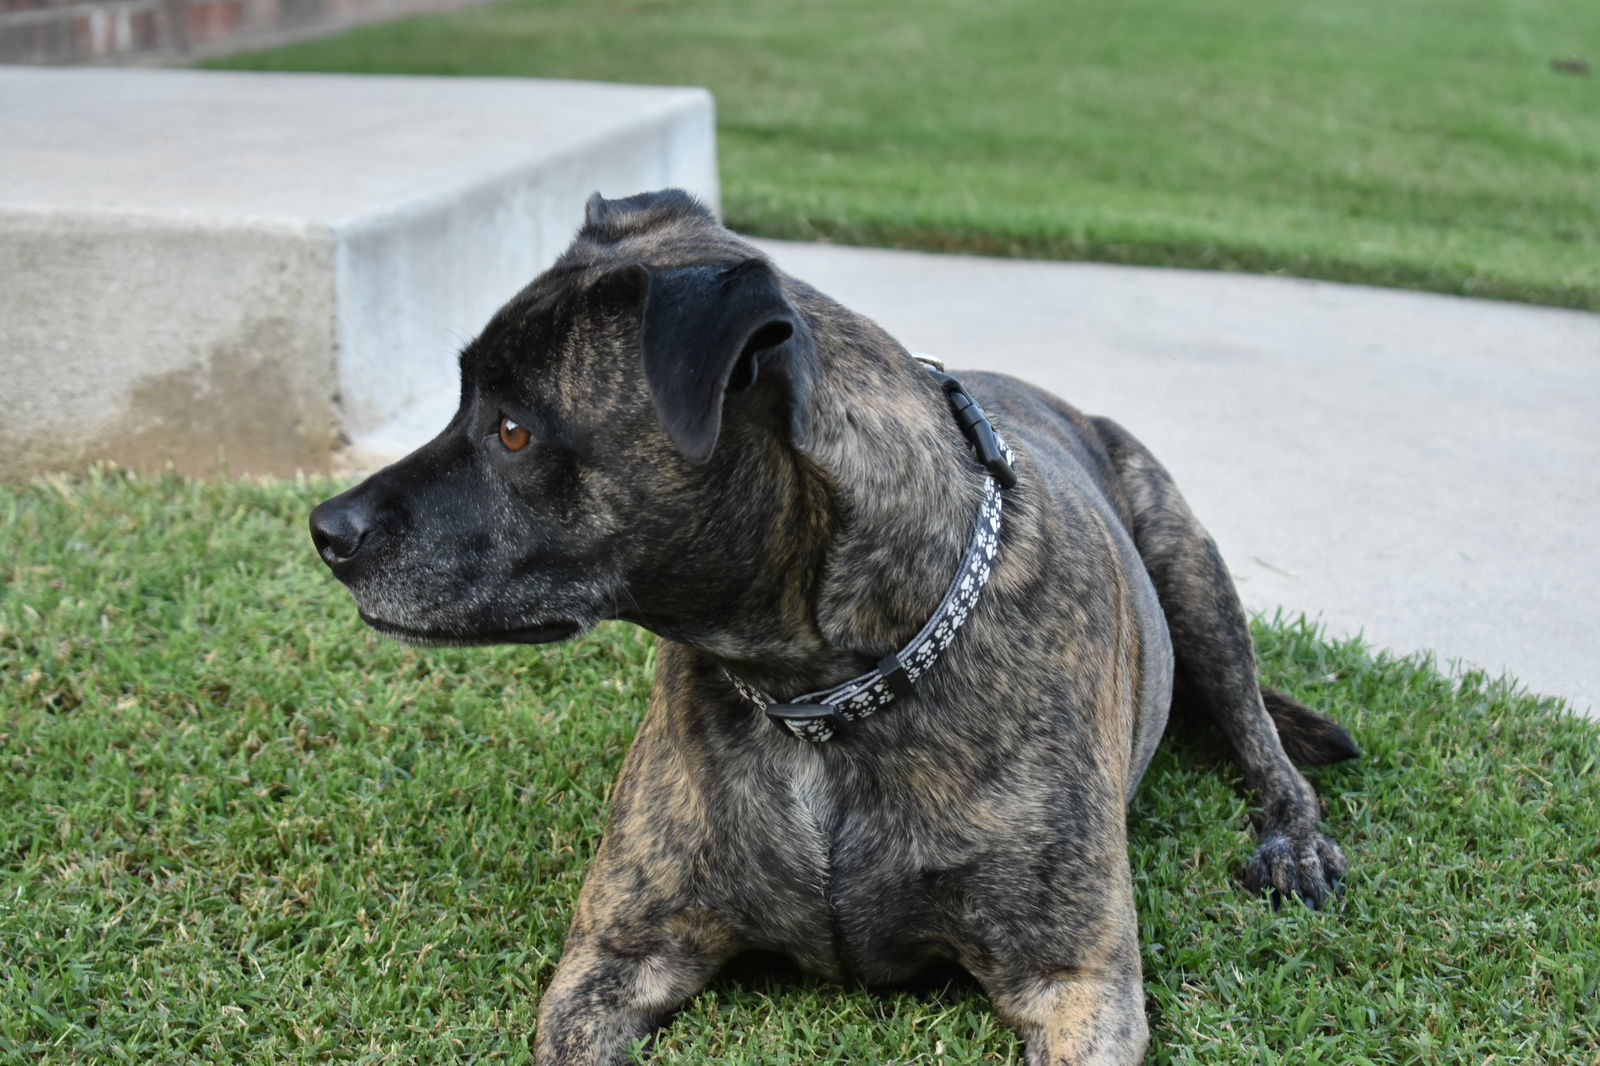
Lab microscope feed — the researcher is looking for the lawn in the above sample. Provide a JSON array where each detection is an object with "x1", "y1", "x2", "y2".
[
  {"x1": 204, "y1": 0, "x2": 1600, "y2": 310},
  {"x1": 2, "y1": 469, "x2": 1597, "y2": 1063}
]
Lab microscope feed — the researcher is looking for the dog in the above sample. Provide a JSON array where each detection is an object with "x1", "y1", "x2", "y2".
[{"x1": 309, "y1": 189, "x2": 1357, "y2": 1065}]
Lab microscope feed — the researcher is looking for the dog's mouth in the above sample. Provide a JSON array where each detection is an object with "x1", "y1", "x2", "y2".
[{"x1": 359, "y1": 613, "x2": 584, "y2": 648}]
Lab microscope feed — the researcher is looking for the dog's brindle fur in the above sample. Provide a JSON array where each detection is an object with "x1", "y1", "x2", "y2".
[{"x1": 310, "y1": 190, "x2": 1356, "y2": 1065}]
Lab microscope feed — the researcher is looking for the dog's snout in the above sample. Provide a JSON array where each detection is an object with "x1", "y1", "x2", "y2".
[{"x1": 310, "y1": 492, "x2": 380, "y2": 569}]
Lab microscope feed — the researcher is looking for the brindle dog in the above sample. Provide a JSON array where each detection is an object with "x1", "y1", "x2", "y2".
[{"x1": 310, "y1": 189, "x2": 1356, "y2": 1065}]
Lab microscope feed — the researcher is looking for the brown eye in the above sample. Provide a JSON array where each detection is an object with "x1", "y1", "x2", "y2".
[{"x1": 498, "y1": 416, "x2": 531, "y2": 452}]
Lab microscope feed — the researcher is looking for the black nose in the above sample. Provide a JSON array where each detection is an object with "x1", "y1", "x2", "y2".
[{"x1": 310, "y1": 491, "x2": 379, "y2": 569}]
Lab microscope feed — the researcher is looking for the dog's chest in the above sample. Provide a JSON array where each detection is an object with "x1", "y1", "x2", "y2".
[{"x1": 758, "y1": 743, "x2": 962, "y2": 984}]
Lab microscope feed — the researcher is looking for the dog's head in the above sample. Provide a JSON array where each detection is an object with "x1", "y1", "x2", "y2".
[{"x1": 309, "y1": 190, "x2": 822, "y2": 647}]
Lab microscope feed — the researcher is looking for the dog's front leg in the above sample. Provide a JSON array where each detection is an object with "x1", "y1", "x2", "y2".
[
  {"x1": 961, "y1": 837, "x2": 1150, "y2": 1065},
  {"x1": 988, "y1": 970, "x2": 1149, "y2": 1066},
  {"x1": 536, "y1": 916, "x2": 732, "y2": 1066},
  {"x1": 535, "y1": 813, "x2": 738, "y2": 1066},
  {"x1": 535, "y1": 683, "x2": 741, "y2": 1065}
]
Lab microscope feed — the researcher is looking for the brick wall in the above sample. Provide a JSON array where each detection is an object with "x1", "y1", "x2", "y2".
[{"x1": 0, "y1": 0, "x2": 486, "y2": 64}]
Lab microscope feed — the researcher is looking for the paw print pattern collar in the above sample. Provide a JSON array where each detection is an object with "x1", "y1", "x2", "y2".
[{"x1": 725, "y1": 359, "x2": 1017, "y2": 743}]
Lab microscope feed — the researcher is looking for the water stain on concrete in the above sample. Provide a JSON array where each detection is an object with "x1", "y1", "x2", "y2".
[{"x1": 0, "y1": 315, "x2": 338, "y2": 480}]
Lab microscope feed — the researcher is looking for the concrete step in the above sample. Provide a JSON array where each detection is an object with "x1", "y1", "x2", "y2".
[{"x1": 0, "y1": 65, "x2": 717, "y2": 478}]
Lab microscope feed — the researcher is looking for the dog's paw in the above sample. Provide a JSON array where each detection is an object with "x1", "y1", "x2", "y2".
[{"x1": 1243, "y1": 829, "x2": 1346, "y2": 909}]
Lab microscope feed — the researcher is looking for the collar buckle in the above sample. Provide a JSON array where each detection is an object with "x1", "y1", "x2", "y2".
[{"x1": 926, "y1": 368, "x2": 1019, "y2": 490}]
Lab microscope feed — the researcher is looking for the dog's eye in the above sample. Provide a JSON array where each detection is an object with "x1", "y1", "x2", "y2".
[{"x1": 498, "y1": 416, "x2": 532, "y2": 452}]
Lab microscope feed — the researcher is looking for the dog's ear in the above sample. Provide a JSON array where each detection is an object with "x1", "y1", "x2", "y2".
[
  {"x1": 635, "y1": 258, "x2": 815, "y2": 463},
  {"x1": 584, "y1": 190, "x2": 717, "y2": 241}
]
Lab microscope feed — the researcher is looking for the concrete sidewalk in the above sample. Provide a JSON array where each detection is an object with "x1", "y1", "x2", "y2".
[{"x1": 751, "y1": 240, "x2": 1600, "y2": 717}]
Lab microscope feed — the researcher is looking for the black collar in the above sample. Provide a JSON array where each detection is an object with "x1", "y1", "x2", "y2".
[{"x1": 726, "y1": 358, "x2": 1017, "y2": 741}]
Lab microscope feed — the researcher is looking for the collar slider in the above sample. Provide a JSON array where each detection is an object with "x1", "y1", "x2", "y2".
[
  {"x1": 876, "y1": 652, "x2": 916, "y2": 700},
  {"x1": 766, "y1": 702, "x2": 839, "y2": 723}
]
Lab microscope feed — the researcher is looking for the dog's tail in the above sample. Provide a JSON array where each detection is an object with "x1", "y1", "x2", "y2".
[{"x1": 1262, "y1": 686, "x2": 1360, "y2": 765}]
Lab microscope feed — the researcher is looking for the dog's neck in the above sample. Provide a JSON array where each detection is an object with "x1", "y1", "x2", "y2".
[{"x1": 695, "y1": 288, "x2": 994, "y2": 702}]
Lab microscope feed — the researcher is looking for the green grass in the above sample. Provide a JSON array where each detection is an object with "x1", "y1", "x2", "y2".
[
  {"x1": 203, "y1": 0, "x2": 1600, "y2": 310},
  {"x1": 2, "y1": 469, "x2": 1597, "y2": 1063}
]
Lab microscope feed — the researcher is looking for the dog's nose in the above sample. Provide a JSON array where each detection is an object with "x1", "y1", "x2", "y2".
[{"x1": 310, "y1": 493, "x2": 377, "y2": 568}]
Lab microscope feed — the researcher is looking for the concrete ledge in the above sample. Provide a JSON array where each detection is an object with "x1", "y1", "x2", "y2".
[{"x1": 0, "y1": 66, "x2": 718, "y2": 478}]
